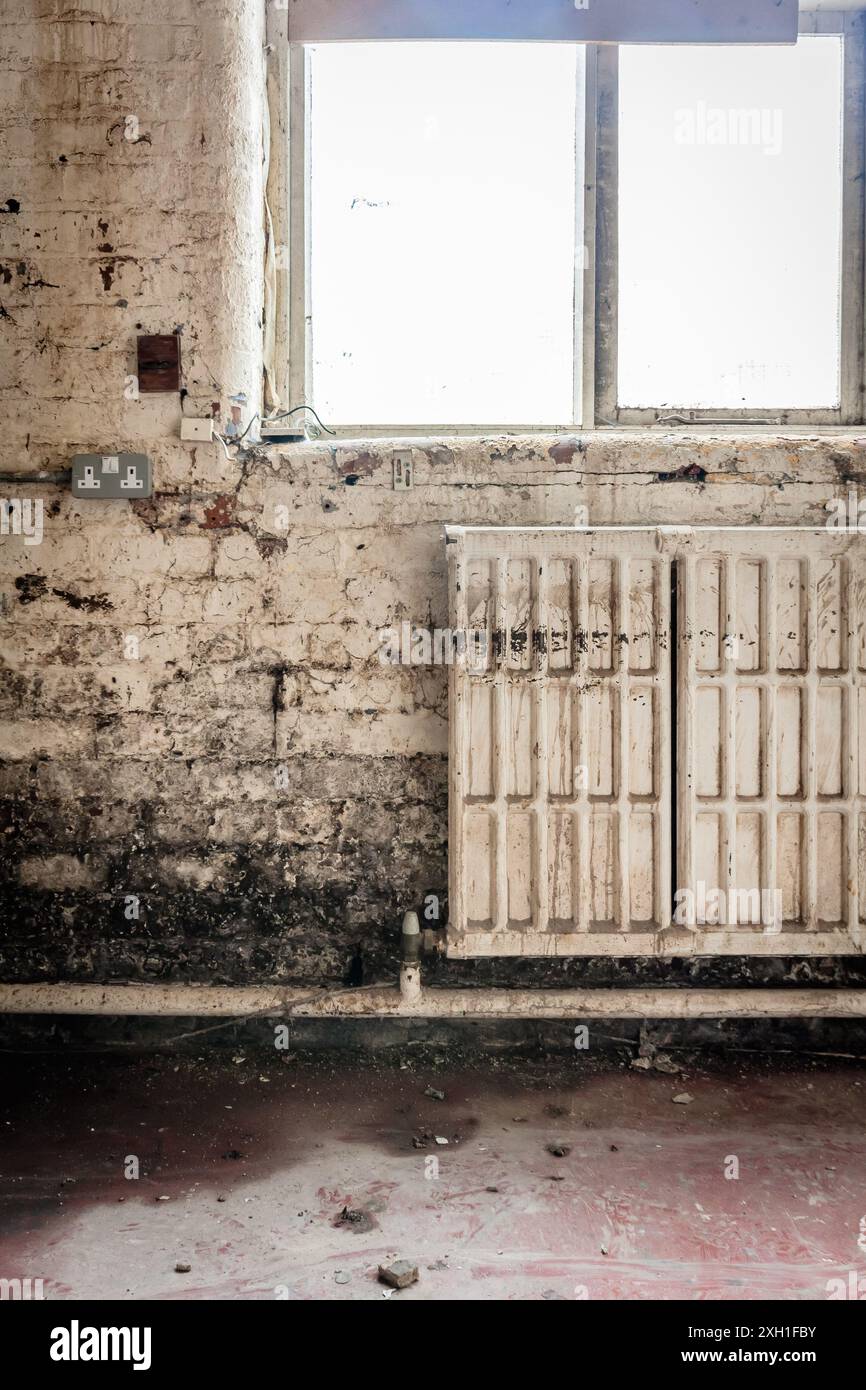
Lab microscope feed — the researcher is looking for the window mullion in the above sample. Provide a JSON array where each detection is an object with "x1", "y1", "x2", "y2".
[
  {"x1": 579, "y1": 45, "x2": 598, "y2": 429},
  {"x1": 839, "y1": 13, "x2": 866, "y2": 424},
  {"x1": 289, "y1": 43, "x2": 311, "y2": 412},
  {"x1": 594, "y1": 44, "x2": 619, "y2": 426}
]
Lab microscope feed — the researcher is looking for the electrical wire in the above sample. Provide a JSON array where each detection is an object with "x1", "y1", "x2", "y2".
[
  {"x1": 268, "y1": 404, "x2": 336, "y2": 436},
  {"x1": 234, "y1": 412, "x2": 261, "y2": 443},
  {"x1": 213, "y1": 406, "x2": 334, "y2": 456}
]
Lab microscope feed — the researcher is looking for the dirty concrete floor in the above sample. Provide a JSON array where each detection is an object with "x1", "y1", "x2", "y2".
[{"x1": 1, "y1": 1048, "x2": 864, "y2": 1301}]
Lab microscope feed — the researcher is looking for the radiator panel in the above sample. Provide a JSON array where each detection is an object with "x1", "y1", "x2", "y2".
[{"x1": 448, "y1": 526, "x2": 865, "y2": 958}]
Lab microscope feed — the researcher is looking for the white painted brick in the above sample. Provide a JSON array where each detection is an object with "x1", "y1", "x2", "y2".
[
  {"x1": 0, "y1": 718, "x2": 94, "y2": 759},
  {"x1": 277, "y1": 707, "x2": 447, "y2": 758}
]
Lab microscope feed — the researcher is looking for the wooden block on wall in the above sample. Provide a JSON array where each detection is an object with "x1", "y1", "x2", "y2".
[{"x1": 137, "y1": 334, "x2": 181, "y2": 393}]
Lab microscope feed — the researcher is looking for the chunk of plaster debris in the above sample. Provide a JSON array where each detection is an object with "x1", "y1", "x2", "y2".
[{"x1": 378, "y1": 1261, "x2": 418, "y2": 1290}]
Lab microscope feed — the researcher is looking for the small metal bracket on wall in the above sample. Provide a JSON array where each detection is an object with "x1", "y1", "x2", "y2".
[{"x1": 393, "y1": 451, "x2": 413, "y2": 490}]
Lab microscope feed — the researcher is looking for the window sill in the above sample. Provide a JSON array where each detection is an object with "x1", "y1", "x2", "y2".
[{"x1": 291, "y1": 423, "x2": 866, "y2": 447}]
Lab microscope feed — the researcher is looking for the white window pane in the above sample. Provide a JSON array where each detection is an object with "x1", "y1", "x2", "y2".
[
  {"x1": 309, "y1": 43, "x2": 581, "y2": 426},
  {"x1": 618, "y1": 36, "x2": 844, "y2": 411}
]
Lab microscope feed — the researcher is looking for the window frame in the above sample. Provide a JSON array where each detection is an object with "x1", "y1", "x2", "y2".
[
  {"x1": 595, "y1": 9, "x2": 866, "y2": 428},
  {"x1": 269, "y1": 9, "x2": 866, "y2": 436}
]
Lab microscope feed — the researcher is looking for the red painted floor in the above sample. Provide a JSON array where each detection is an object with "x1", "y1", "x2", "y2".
[{"x1": 1, "y1": 1049, "x2": 865, "y2": 1300}]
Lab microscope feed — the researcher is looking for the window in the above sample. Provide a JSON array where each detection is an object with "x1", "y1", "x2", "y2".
[
  {"x1": 278, "y1": 11, "x2": 865, "y2": 432},
  {"x1": 617, "y1": 37, "x2": 844, "y2": 414},
  {"x1": 308, "y1": 43, "x2": 584, "y2": 427}
]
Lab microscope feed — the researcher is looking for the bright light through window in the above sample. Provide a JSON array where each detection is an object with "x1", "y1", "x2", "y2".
[
  {"x1": 309, "y1": 43, "x2": 582, "y2": 427},
  {"x1": 617, "y1": 36, "x2": 844, "y2": 411}
]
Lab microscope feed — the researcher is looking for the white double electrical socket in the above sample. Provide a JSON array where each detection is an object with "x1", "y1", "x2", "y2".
[{"x1": 71, "y1": 453, "x2": 152, "y2": 499}]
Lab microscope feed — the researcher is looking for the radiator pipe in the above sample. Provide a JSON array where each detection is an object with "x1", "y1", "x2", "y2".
[
  {"x1": 2, "y1": 984, "x2": 866, "y2": 1019},
  {"x1": 399, "y1": 911, "x2": 422, "y2": 1004}
]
